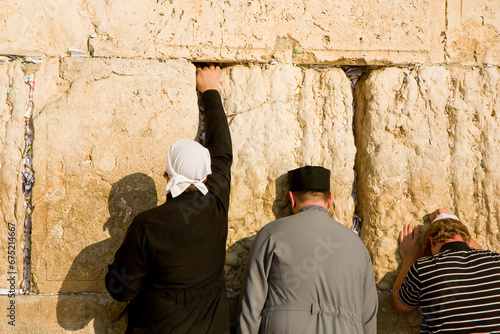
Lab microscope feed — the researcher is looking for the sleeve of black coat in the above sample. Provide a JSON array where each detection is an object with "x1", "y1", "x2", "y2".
[
  {"x1": 105, "y1": 219, "x2": 148, "y2": 301},
  {"x1": 202, "y1": 89, "x2": 233, "y2": 209}
]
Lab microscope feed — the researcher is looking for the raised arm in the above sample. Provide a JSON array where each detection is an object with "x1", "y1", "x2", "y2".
[
  {"x1": 392, "y1": 223, "x2": 422, "y2": 312},
  {"x1": 196, "y1": 65, "x2": 232, "y2": 208}
]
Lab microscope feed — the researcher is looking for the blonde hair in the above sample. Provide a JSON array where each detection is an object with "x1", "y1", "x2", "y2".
[{"x1": 422, "y1": 218, "x2": 471, "y2": 256}]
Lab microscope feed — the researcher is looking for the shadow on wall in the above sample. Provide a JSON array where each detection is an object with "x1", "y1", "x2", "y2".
[
  {"x1": 272, "y1": 173, "x2": 293, "y2": 220},
  {"x1": 225, "y1": 235, "x2": 256, "y2": 334},
  {"x1": 225, "y1": 173, "x2": 292, "y2": 332},
  {"x1": 56, "y1": 173, "x2": 158, "y2": 333},
  {"x1": 378, "y1": 269, "x2": 421, "y2": 334},
  {"x1": 374, "y1": 212, "x2": 436, "y2": 334},
  {"x1": 376, "y1": 212, "x2": 434, "y2": 293}
]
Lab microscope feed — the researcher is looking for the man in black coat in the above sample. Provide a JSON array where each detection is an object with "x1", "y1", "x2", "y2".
[{"x1": 106, "y1": 64, "x2": 232, "y2": 334}]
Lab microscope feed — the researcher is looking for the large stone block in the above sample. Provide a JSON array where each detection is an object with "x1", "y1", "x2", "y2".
[
  {"x1": 0, "y1": 61, "x2": 30, "y2": 291},
  {"x1": 356, "y1": 66, "x2": 453, "y2": 288},
  {"x1": 446, "y1": 0, "x2": 500, "y2": 65},
  {"x1": 377, "y1": 291, "x2": 420, "y2": 333},
  {"x1": 446, "y1": 65, "x2": 500, "y2": 249},
  {"x1": 0, "y1": 294, "x2": 126, "y2": 333},
  {"x1": 0, "y1": 1, "x2": 94, "y2": 56},
  {"x1": 221, "y1": 64, "x2": 356, "y2": 292},
  {"x1": 1, "y1": 0, "x2": 445, "y2": 65},
  {"x1": 355, "y1": 65, "x2": 500, "y2": 332},
  {"x1": 31, "y1": 58, "x2": 199, "y2": 293}
]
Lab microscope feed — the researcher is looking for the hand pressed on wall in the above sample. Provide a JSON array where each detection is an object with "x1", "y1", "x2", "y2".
[
  {"x1": 196, "y1": 64, "x2": 220, "y2": 93},
  {"x1": 393, "y1": 223, "x2": 424, "y2": 312},
  {"x1": 399, "y1": 223, "x2": 423, "y2": 265}
]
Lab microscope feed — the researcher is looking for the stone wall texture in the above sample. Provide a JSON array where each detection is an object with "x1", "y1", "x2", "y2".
[
  {"x1": 31, "y1": 58, "x2": 199, "y2": 294},
  {"x1": 0, "y1": 61, "x2": 28, "y2": 291},
  {"x1": 1, "y1": 0, "x2": 499, "y2": 66},
  {"x1": 223, "y1": 65, "x2": 356, "y2": 294},
  {"x1": 0, "y1": 0, "x2": 499, "y2": 333},
  {"x1": 355, "y1": 64, "x2": 500, "y2": 332}
]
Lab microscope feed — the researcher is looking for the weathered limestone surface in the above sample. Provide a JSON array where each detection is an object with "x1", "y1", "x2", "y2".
[
  {"x1": 0, "y1": 294, "x2": 126, "y2": 333},
  {"x1": 355, "y1": 65, "x2": 453, "y2": 287},
  {"x1": 31, "y1": 58, "x2": 199, "y2": 293},
  {"x1": 1, "y1": 0, "x2": 446, "y2": 65},
  {"x1": 446, "y1": 0, "x2": 500, "y2": 65},
  {"x1": 355, "y1": 65, "x2": 500, "y2": 331},
  {"x1": 377, "y1": 291, "x2": 421, "y2": 333},
  {"x1": 0, "y1": 1, "x2": 94, "y2": 56},
  {"x1": 4, "y1": 1, "x2": 500, "y2": 65},
  {"x1": 0, "y1": 61, "x2": 29, "y2": 290},
  {"x1": 0, "y1": 56, "x2": 498, "y2": 332},
  {"x1": 222, "y1": 65, "x2": 356, "y2": 293},
  {"x1": 447, "y1": 65, "x2": 500, "y2": 249}
]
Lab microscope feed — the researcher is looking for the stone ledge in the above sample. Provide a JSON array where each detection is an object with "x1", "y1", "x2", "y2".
[
  {"x1": 0, "y1": 291, "x2": 420, "y2": 333},
  {"x1": 0, "y1": 0, "x2": 448, "y2": 65},
  {"x1": 0, "y1": 294, "x2": 126, "y2": 333},
  {"x1": 377, "y1": 291, "x2": 420, "y2": 333}
]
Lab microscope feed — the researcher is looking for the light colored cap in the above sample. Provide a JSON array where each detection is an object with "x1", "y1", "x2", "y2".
[
  {"x1": 432, "y1": 213, "x2": 460, "y2": 223},
  {"x1": 162, "y1": 139, "x2": 211, "y2": 198}
]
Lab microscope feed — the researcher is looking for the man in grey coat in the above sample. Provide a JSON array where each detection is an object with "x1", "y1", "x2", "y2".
[{"x1": 238, "y1": 165, "x2": 378, "y2": 334}]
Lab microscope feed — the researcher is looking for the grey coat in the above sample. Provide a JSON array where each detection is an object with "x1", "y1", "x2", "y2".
[{"x1": 238, "y1": 207, "x2": 378, "y2": 334}]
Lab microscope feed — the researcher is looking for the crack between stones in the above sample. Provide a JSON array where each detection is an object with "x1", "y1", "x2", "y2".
[
  {"x1": 343, "y1": 66, "x2": 368, "y2": 235},
  {"x1": 21, "y1": 73, "x2": 35, "y2": 294},
  {"x1": 414, "y1": 66, "x2": 435, "y2": 146},
  {"x1": 226, "y1": 101, "x2": 268, "y2": 118},
  {"x1": 443, "y1": 0, "x2": 451, "y2": 63}
]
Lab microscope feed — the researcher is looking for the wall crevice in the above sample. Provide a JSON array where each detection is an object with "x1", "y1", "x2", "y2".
[{"x1": 21, "y1": 71, "x2": 35, "y2": 294}]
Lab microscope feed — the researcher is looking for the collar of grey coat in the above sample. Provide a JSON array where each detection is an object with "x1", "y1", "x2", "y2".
[{"x1": 298, "y1": 205, "x2": 328, "y2": 214}]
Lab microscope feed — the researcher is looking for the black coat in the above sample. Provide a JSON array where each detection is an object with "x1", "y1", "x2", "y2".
[{"x1": 106, "y1": 90, "x2": 232, "y2": 334}]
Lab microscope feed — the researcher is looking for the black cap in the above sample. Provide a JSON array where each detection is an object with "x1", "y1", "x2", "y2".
[{"x1": 288, "y1": 166, "x2": 331, "y2": 192}]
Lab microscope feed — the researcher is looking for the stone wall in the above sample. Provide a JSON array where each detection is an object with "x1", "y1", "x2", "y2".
[
  {"x1": 31, "y1": 58, "x2": 199, "y2": 294},
  {"x1": 2, "y1": 0, "x2": 499, "y2": 65},
  {"x1": 1, "y1": 0, "x2": 499, "y2": 333},
  {"x1": 355, "y1": 64, "x2": 500, "y2": 332}
]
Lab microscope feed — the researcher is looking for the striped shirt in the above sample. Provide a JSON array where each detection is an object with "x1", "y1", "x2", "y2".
[{"x1": 398, "y1": 241, "x2": 500, "y2": 333}]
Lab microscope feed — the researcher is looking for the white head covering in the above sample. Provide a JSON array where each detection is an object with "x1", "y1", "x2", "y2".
[
  {"x1": 432, "y1": 213, "x2": 460, "y2": 223},
  {"x1": 163, "y1": 139, "x2": 211, "y2": 198}
]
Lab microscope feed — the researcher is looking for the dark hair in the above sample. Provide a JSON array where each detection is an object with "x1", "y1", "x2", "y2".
[
  {"x1": 292, "y1": 190, "x2": 330, "y2": 204},
  {"x1": 422, "y1": 218, "x2": 471, "y2": 256}
]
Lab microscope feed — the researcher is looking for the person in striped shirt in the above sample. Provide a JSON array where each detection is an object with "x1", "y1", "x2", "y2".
[{"x1": 392, "y1": 208, "x2": 500, "y2": 333}]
